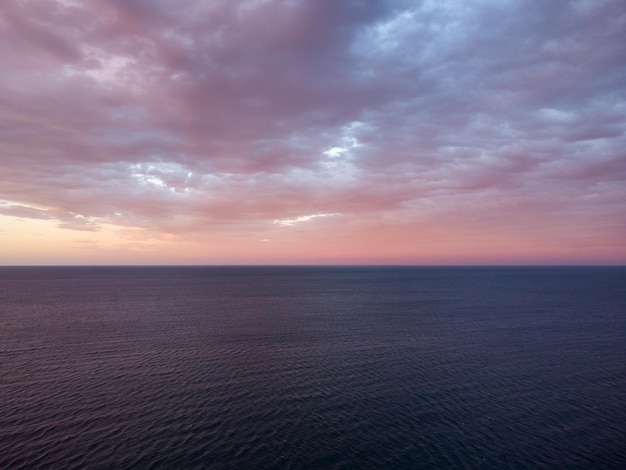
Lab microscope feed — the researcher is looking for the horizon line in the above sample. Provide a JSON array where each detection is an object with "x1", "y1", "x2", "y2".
[{"x1": 1, "y1": 264, "x2": 624, "y2": 268}]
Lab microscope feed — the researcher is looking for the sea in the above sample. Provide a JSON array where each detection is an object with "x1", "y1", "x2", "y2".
[{"x1": 0, "y1": 266, "x2": 624, "y2": 469}]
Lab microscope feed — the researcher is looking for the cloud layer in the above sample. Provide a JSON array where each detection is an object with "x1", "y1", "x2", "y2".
[{"x1": 1, "y1": 0, "x2": 625, "y2": 263}]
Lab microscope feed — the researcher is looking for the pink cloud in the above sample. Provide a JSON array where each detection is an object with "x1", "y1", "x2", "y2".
[{"x1": 0, "y1": 0, "x2": 624, "y2": 264}]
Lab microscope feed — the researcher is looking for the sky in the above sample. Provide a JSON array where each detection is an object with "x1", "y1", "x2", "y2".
[{"x1": 0, "y1": 0, "x2": 625, "y2": 265}]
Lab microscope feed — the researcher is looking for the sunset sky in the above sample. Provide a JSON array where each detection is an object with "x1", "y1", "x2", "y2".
[{"x1": 0, "y1": 0, "x2": 624, "y2": 265}]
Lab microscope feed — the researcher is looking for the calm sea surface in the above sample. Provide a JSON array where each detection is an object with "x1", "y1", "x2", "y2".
[{"x1": 0, "y1": 266, "x2": 624, "y2": 469}]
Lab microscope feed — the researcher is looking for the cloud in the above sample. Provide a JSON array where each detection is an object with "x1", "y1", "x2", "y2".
[
  {"x1": 0, "y1": 202, "x2": 54, "y2": 220},
  {"x1": 0, "y1": 0, "x2": 624, "y2": 262},
  {"x1": 273, "y1": 213, "x2": 341, "y2": 227}
]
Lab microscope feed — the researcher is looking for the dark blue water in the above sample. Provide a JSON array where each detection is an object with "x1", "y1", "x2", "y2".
[{"x1": 1, "y1": 266, "x2": 625, "y2": 469}]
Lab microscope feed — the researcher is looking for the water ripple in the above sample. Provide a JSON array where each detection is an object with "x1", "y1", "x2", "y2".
[{"x1": 1, "y1": 266, "x2": 625, "y2": 469}]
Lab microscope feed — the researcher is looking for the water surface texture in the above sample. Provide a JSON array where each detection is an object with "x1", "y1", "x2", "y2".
[{"x1": 1, "y1": 267, "x2": 625, "y2": 469}]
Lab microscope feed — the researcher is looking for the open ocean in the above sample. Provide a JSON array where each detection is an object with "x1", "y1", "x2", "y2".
[{"x1": 0, "y1": 266, "x2": 624, "y2": 469}]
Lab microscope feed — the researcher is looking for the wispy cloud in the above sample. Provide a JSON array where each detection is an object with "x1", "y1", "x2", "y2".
[{"x1": 274, "y1": 213, "x2": 341, "y2": 227}]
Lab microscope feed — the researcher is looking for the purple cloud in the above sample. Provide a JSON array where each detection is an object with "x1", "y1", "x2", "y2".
[{"x1": 0, "y1": 0, "x2": 624, "y2": 262}]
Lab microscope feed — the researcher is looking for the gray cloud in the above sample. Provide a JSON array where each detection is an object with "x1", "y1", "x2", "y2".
[{"x1": 0, "y1": 0, "x2": 624, "y2": 261}]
